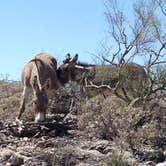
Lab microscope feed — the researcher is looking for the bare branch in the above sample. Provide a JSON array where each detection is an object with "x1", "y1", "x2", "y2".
[
  {"x1": 99, "y1": 0, "x2": 166, "y2": 104},
  {"x1": 156, "y1": 0, "x2": 166, "y2": 16},
  {"x1": 102, "y1": 56, "x2": 117, "y2": 65},
  {"x1": 85, "y1": 81, "x2": 120, "y2": 92}
]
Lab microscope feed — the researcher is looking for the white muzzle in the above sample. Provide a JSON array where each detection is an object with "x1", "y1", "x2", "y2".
[{"x1": 35, "y1": 112, "x2": 45, "y2": 122}]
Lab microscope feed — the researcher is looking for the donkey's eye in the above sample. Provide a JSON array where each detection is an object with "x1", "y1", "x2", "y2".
[{"x1": 33, "y1": 101, "x2": 37, "y2": 105}]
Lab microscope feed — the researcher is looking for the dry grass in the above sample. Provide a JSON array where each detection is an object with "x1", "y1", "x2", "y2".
[
  {"x1": 78, "y1": 93, "x2": 166, "y2": 163},
  {"x1": 0, "y1": 80, "x2": 22, "y2": 121},
  {"x1": 0, "y1": 77, "x2": 165, "y2": 165}
]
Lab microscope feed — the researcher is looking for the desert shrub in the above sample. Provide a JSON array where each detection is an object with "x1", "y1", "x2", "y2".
[
  {"x1": 0, "y1": 79, "x2": 35, "y2": 122},
  {"x1": 103, "y1": 154, "x2": 130, "y2": 166},
  {"x1": 119, "y1": 64, "x2": 149, "y2": 99},
  {"x1": 0, "y1": 94, "x2": 21, "y2": 122},
  {"x1": 52, "y1": 146, "x2": 78, "y2": 166},
  {"x1": 78, "y1": 93, "x2": 166, "y2": 163},
  {"x1": 91, "y1": 65, "x2": 119, "y2": 87},
  {"x1": 78, "y1": 95, "x2": 127, "y2": 139},
  {"x1": 48, "y1": 88, "x2": 73, "y2": 115},
  {"x1": 47, "y1": 83, "x2": 81, "y2": 116},
  {"x1": 84, "y1": 63, "x2": 149, "y2": 104}
]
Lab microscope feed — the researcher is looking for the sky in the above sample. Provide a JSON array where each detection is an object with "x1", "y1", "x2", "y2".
[{"x1": 0, "y1": 0, "x2": 133, "y2": 80}]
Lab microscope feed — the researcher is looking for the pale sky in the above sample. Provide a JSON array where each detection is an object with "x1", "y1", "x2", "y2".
[{"x1": 0, "y1": 0, "x2": 133, "y2": 80}]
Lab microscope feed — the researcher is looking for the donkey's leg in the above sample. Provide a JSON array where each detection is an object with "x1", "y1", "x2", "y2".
[{"x1": 18, "y1": 86, "x2": 30, "y2": 119}]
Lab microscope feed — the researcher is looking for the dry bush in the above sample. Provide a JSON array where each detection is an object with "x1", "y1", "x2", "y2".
[
  {"x1": 103, "y1": 154, "x2": 129, "y2": 166},
  {"x1": 84, "y1": 63, "x2": 149, "y2": 104},
  {"x1": 48, "y1": 83, "x2": 82, "y2": 116},
  {"x1": 88, "y1": 65, "x2": 119, "y2": 87},
  {"x1": 0, "y1": 80, "x2": 23, "y2": 122},
  {"x1": 78, "y1": 95, "x2": 127, "y2": 139},
  {"x1": 118, "y1": 64, "x2": 149, "y2": 99},
  {"x1": 0, "y1": 79, "x2": 36, "y2": 122},
  {"x1": 48, "y1": 88, "x2": 73, "y2": 115},
  {"x1": 52, "y1": 146, "x2": 78, "y2": 166},
  {"x1": 78, "y1": 93, "x2": 166, "y2": 163},
  {"x1": 93, "y1": 0, "x2": 166, "y2": 104}
]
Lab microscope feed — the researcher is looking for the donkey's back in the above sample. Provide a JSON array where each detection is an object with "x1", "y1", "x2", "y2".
[{"x1": 21, "y1": 53, "x2": 59, "y2": 90}]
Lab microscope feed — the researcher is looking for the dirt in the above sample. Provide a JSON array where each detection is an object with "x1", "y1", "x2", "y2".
[{"x1": 0, "y1": 81, "x2": 165, "y2": 166}]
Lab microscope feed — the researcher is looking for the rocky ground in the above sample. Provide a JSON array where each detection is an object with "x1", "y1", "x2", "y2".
[{"x1": 0, "y1": 80, "x2": 166, "y2": 166}]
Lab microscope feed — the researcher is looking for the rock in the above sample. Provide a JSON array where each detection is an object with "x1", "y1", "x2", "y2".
[
  {"x1": 122, "y1": 151, "x2": 137, "y2": 165},
  {"x1": 141, "y1": 161, "x2": 156, "y2": 166},
  {"x1": 23, "y1": 160, "x2": 48, "y2": 166},
  {"x1": 8, "y1": 154, "x2": 24, "y2": 166},
  {"x1": 141, "y1": 150, "x2": 165, "y2": 163},
  {"x1": 5, "y1": 163, "x2": 12, "y2": 166},
  {"x1": 156, "y1": 161, "x2": 166, "y2": 166},
  {"x1": 0, "y1": 150, "x2": 24, "y2": 166},
  {"x1": 88, "y1": 140, "x2": 111, "y2": 154}
]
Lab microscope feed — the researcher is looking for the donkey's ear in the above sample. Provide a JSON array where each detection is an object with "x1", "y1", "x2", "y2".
[
  {"x1": 71, "y1": 54, "x2": 78, "y2": 63},
  {"x1": 66, "y1": 54, "x2": 78, "y2": 68},
  {"x1": 60, "y1": 53, "x2": 78, "y2": 70}
]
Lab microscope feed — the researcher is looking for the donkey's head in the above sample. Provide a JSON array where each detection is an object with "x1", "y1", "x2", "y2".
[
  {"x1": 57, "y1": 54, "x2": 79, "y2": 84},
  {"x1": 32, "y1": 90, "x2": 48, "y2": 122}
]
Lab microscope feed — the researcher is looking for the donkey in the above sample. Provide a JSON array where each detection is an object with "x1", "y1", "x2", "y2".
[
  {"x1": 18, "y1": 53, "x2": 78, "y2": 122},
  {"x1": 70, "y1": 62, "x2": 148, "y2": 99}
]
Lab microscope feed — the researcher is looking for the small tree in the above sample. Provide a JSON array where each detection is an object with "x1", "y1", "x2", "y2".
[{"x1": 88, "y1": 0, "x2": 166, "y2": 104}]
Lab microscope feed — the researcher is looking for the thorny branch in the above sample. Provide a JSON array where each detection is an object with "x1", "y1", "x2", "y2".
[{"x1": 89, "y1": 0, "x2": 166, "y2": 104}]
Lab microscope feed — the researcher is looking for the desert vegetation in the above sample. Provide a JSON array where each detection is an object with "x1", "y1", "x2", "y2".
[
  {"x1": 0, "y1": 73, "x2": 165, "y2": 165},
  {"x1": 0, "y1": 0, "x2": 166, "y2": 165},
  {"x1": 86, "y1": 0, "x2": 166, "y2": 106}
]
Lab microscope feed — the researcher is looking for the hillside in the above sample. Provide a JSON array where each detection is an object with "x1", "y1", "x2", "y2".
[{"x1": 0, "y1": 80, "x2": 165, "y2": 166}]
